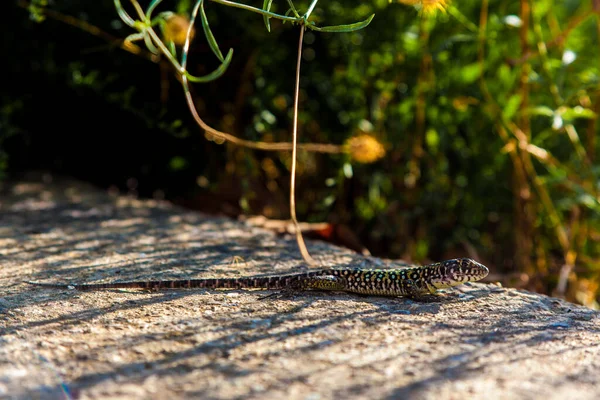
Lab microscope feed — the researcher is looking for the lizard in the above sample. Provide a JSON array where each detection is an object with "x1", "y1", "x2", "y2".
[{"x1": 26, "y1": 257, "x2": 489, "y2": 298}]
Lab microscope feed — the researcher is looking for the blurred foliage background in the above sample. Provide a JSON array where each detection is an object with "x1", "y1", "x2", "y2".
[{"x1": 1, "y1": 0, "x2": 599, "y2": 307}]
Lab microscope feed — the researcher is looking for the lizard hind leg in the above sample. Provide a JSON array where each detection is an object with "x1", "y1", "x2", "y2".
[{"x1": 402, "y1": 279, "x2": 429, "y2": 299}]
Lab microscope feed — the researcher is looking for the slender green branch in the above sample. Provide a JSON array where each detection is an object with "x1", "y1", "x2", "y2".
[
  {"x1": 143, "y1": 31, "x2": 160, "y2": 54},
  {"x1": 113, "y1": 0, "x2": 136, "y2": 27},
  {"x1": 447, "y1": 5, "x2": 478, "y2": 32},
  {"x1": 145, "y1": 29, "x2": 181, "y2": 68},
  {"x1": 285, "y1": 0, "x2": 301, "y2": 18},
  {"x1": 129, "y1": 0, "x2": 146, "y2": 20},
  {"x1": 209, "y1": 0, "x2": 299, "y2": 22},
  {"x1": 146, "y1": 0, "x2": 164, "y2": 18},
  {"x1": 182, "y1": 0, "x2": 203, "y2": 69}
]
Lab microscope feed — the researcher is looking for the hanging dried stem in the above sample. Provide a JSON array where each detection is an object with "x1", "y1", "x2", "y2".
[{"x1": 289, "y1": 26, "x2": 316, "y2": 266}]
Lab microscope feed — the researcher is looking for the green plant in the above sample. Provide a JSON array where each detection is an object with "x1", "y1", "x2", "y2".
[
  {"x1": 112, "y1": 0, "x2": 378, "y2": 264},
  {"x1": 14, "y1": 0, "x2": 600, "y2": 307}
]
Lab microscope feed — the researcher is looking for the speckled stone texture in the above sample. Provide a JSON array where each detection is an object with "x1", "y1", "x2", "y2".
[{"x1": 1, "y1": 174, "x2": 599, "y2": 400}]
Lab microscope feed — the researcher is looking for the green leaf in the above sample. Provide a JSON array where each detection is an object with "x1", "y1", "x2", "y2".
[
  {"x1": 582, "y1": 194, "x2": 600, "y2": 210},
  {"x1": 561, "y1": 106, "x2": 596, "y2": 121},
  {"x1": 425, "y1": 128, "x2": 439, "y2": 150},
  {"x1": 263, "y1": 0, "x2": 274, "y2": 32},
  {"x1": 169, "y1": 156, "x2": 188, "y2": 171},
  {"x1": 200, "y1": 0, "x2": 224, "y2": 62},
  {"x1": 308, "y1": 14, "x2": 375, "y2": 33},
  {"x1": 502, "y1": 94, "x2": 522, "y2": 121},
  {"x1": 459, "y1": 62, "x2": 482, "y2": 84},
  {"x1": 186, "y1": 48, "x2": 233, "y2": 82},
  {"x1": 527, "y1": 106, "x2": 554, "y2": 117}
]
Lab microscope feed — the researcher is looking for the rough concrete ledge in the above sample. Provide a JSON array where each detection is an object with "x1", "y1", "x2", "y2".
[{"x1": 1, "y1": 175, "x2": 599, "y2": 399}]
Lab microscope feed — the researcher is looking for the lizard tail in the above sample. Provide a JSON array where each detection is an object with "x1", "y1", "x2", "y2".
[{"x1": 24, "y1": 275, "x2": 310, "y2": 290}]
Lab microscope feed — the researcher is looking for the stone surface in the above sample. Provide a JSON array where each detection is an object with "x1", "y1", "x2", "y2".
[{"x1": 1, "y1": 174, "x2": 599, "y2": 399}]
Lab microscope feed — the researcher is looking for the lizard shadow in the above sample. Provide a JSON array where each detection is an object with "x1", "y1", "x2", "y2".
[
  {"x1": 79, "y1": 280, "x2": 492, "y2": 313},
  {"x1": 256, "y1": 282, "x2": 491, "y2": 302},
  {"x1": 242, "y1": 283, "x2": 493, "y2": 317}
]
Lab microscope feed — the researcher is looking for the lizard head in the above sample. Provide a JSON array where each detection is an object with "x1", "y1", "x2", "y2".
[{"x1": 426, "y1": 258, "x2": 489, "y2": 290}]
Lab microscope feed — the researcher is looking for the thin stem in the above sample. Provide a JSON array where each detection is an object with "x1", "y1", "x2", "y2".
[
  {"x1": 511, "y1": 10, "x2": 594, "y2": 65},
  {"x1": 447, "y1": 5, "x2": 478, "y2": 32},
  {"x1": 209, "y1": 0, "x2": 299, "y2": 22},
  {"x1": 532, "y1": 17, "x2": 563, "y2": 106},
  {"x1": 129, "y1": 0, "x2": 146, "y2": 20},
  {"x1": 290, "y1": 26, "x2": 316, "y2": 265},
  {"x1": 146, "y1": 27, "x2": 184, "y2": 70},
  {"x1": 146, "y1": 0, "x2": 164, "y2": 18},
  {"x1": 124, "y1": 0, "x2": 183, "y2": 69},
  {"x1": 304, "y1": 0, "x2": 319, "y2": 20},
  {"x1": 182, "y1": 0, "x2": 204, "y2": 69},
  {"x1": 114, "y1": 0, "x2": 137, "y2": 27},
  {"x1": 285, "y1": 0, "x2": 301, "y2": 18}
]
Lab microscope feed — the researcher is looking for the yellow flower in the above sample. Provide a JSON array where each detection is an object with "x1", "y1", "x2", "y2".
[
  {"x1": 163, "y1": 15, "x2": 195, "y2": 46},
  {"x1": 345, "y1": 134, "x2": 386, "y2": 164},
  {"x1": 395, "y1": 0, "x2": 451, "y2": 15}
]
